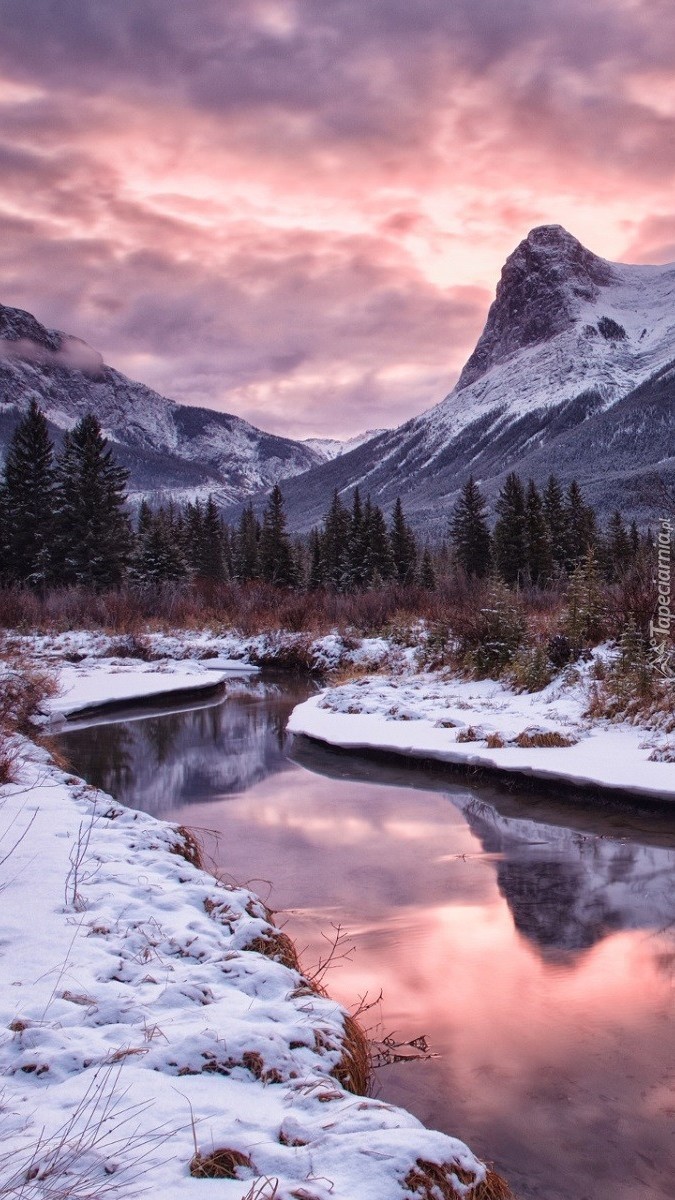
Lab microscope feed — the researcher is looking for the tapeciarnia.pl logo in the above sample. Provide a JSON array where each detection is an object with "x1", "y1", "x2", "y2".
[{"x1": 650, "y1": 518, "x2": 675, "y2": 679}]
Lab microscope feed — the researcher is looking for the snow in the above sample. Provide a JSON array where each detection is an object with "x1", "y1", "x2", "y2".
[
  {"x1": 287, "y1": 665, "x2": 675, "y2": 801},
  {"x1": 0, "y1": 734, "x2": 491, "y2": 1198},
  {"x1": 47, "y1": 660, "x2": 252, "y2": 721}
]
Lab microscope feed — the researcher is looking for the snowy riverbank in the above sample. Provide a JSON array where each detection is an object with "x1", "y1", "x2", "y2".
[
  {"x1": 0, "y1": 643, "x2": 509, "y2": 1200},
  {"x1": 287, "y1": 660, "x2": 675, "y2": 802}
]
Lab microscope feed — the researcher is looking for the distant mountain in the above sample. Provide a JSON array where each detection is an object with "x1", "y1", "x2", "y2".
[
  {"x1": 302, "y1": 429, "x2": 389, "y2": 463},
  {"x1": 0, "y1": 303, "x2": 325, "y2": 506},
  {"x1": 266, "y1": 226, "x2": 675, "y2": 532}
]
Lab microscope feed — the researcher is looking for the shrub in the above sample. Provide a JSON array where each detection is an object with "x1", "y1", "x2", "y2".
[
  {"x1": 507, "y1": 643, "x2": 556, "y2": 692},
  {"x1": 459, "y1": 579, "x2": 526, "y2": 678}
]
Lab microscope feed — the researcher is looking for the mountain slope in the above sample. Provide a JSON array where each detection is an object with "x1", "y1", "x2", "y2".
[
  {"x1": 0, "y1": 304, "x2": 324, "y2": 505},
  {"x1": 268, "y1": 225, "x2": 675, "y2": 531}
]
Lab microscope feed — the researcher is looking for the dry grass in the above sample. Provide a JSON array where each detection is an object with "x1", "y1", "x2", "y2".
[
  {"x1": 189, "y1": 1148, "x2": 252, "y2": 1179},
  {"x1": 330, "y1": 1012, "x2": 372, "y2": 1096},
  {"x1": 404, "y1": 1158, "x2": 515, "y2": 1200},
  {"x1": 485, "y1": 732, "x2": 505, "y2": 749},
  {"x1": 242, "y1": 931, "x2": 300, "y2": 971},
  {"x1": 456, "y1": 727, "x2": 479, "y2": 743},
  {"x1": 512, "y1": 729, "x2": 576, "y2": 749},
  {"x1": 170, "y1": 825, "x2": 205, "y2": 870}
]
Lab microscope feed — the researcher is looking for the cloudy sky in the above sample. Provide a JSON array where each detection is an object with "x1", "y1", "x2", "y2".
[{"x1": 1, "y1": 0, "x2": 674, "y2": 439}]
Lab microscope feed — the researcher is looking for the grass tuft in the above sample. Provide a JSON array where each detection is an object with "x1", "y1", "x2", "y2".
[{"x1": 189, "y1": 1148, "x2": 252, "y2": 1179}]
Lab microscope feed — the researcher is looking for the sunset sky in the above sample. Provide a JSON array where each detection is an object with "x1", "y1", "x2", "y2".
[{"x1": 1, "y1": 0, "x2": 674, "y2": 439}]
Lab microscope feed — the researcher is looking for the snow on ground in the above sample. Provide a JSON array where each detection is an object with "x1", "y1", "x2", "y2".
[
  {"x1": 287, "y1": 663, "x2": 675, "y2": 801},
  {"x1": 0, "y1": 738, "x2": 492, "y2": 1200}
]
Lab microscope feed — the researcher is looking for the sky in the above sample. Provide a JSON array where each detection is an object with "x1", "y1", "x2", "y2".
[{"x1": 0, "y1": 0, "x2": 674, "y2": 440}]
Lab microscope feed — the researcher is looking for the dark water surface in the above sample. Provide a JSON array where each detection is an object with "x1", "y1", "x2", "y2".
[{"x1": 55, "y1": 676, "x2": 675, "y2": 1200}]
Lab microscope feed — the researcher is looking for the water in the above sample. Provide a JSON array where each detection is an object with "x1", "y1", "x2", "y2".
[{"x1": 54, "y1": 675, "x2": 675, "y2": 1200}]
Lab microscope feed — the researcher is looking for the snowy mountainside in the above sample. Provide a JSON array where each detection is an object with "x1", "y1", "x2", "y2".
[
  {"x1": 303, "y1": 428, "x2": 389, "y2": 462},
  {"x1": 0, "y1": 302, "x2": 325, "y2": 505},
  {"x1": 270, "y1": 225, "x2": 675, "y2": 532}
]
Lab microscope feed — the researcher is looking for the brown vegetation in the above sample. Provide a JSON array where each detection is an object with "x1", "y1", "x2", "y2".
[
  {"x1": 189, "y1": 1148, "x2": 253, "y2": 1179},
  {"x1": 330, "y1": 1011, "x2": 372, "y2": 1096},
  {"x1": 170, "y1": 825, "x2": 205, "y2": 870},
  {"x1": 404, "y1": 1158, "x2": 515, "y2": 1200},
  {"x1": 243, "y1": 930, "x2": 300, "y2": 971},
  {"x1": 512, "y1": 729, "x2": 576, "y2": 749}
]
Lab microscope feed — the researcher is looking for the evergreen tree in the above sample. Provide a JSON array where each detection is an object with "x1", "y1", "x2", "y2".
[
  {"x1": 138, "y1": 506, "x2": 188, "y2": 582},
  {"x1": 542, "y1": 474, "x2": 568, "y2": 571},
  {"x1": 449, "y1": 476, "x2": 492, "y2": 578},
  {"x1": 565, "y1": 480, "x2": 596, "y2": 568},
  {"x1": 525, "y1": 480, "x2": 553, "y2": 586},
  {"x1": 564, "y1": 550, "x2": 605, "y2": 647},
  {"x1": 234, "y1": 503, "x2": 260, "y2": 581},
  {"x1": 390, "y1": 497, "x2": 417, "y2": 584},
  {"x1": 363, "y1": 498, "x2": 395, "y2": 584},
  {"x1": 259, "y1": 485, "x2": 295, "y2": 585},
  {"x1": 54, "y1": 413, "x2": 131, "y2": 589},
  {"x1": 419, "y1": 546, "x2": 436, "y2": 590},
  {"x1": 307, "y1": 528, "x2": 324, "y2": 589},
  {"x1": 1, "y1": 400, "x2": 56, "y2": 587},
  {"x1": 493, "y1": 473, "x2": 528, "y2": 585},
  {"x1": 605, "y1": 510, "x2": 632, "y2": 581},
  {"x1": 346, "y1": 488, "x2": 369, "y2": 590},
  {"x1": 322, "y1": 490, "x2": 351, "y2": 589}
]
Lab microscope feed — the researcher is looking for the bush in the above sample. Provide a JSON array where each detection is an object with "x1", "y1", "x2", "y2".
[
  {"x1": 507, "y1": 642, "x2": 556, "y2": 692},
  {"x1": 458, "y1": 579, "x2": 526, "y2": 678}
]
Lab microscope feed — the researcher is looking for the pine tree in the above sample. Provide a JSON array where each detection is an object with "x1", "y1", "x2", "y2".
[
  {"x1": 322, "y1": 490, "x2": 351, "y2": 590},
  {"x1": 138, "y1": 506, "x2": 188, "y2": 582},
  {"x1": 525, "y1": 480, "x2": 553, "y2": 586},
  {"x1": 564, "y1": 550, "x2": 605, "y2": 647},
  {"x1": 54, "y1": 413, "x2": 131, "y2": 589},
  {"x1": 449, "y1": 476, "x2": 492, "y2": 578},
  {"x1": 390, "y1": 497, "x2": 417, "y2": 585},
  {"x1": 419, "y1": 546, "x2": 436, "y2": 590},
  {"x1": 1, "y1": 400, "x2": 56, "y2": 587},
  {"x1": 234, "y1": 503, "x2": 260, "y2": 581},
  {"x1": 307, "y1": 528, "x2": 324, "y2": 589},
  {"x1": 565, "y1": 480, "x2": 596, "y2": 569},
  {"x1": 259, "y1": 485, "x2": 295, "y2": 585},
  {"x1": 493, "y1": 473, "x2": 528, "y2": 585},
  {"x1": 346, "y1": 488, "x2": 369, "y2": 590},
  {"x1": 542, "y1": 474, "x2": 568, "y2": 571},
  {"x1": 605, "y1": 510, "x2": 632, "y2": 581},
  {"x1": 363, "y1": 498, "x2": 395, "y2": 585}
]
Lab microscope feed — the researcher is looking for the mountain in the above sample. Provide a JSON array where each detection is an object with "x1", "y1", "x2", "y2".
[
  {"x1": 0, "y1": 303, "x2": 325, "y2": 506},
  {"x1": 264, "y1": 225, "x2": 675, "y2": 532},
  {"x1": 302, "y1": 429, "x2": 389, "y2": 463}
]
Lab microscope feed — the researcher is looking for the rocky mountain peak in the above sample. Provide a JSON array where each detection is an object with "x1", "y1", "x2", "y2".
[
  {"x1": 0, "y1": 301, "x2": 63, "y2": 352},
  {"x1": 456, "y1": 224, "x2": 618, "y2": 390}
]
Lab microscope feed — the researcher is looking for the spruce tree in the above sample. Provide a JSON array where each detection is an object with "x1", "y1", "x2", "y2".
[
  {"x1": 419, "y1": 546, "x2": 436, "y2": 590},
  {"x1": 542, "y1": 474, "x2": 568, "y2": 571},
  {"x1": 234, "y1": 503, "x2": 260, "y2": 581},
  {"x1": 525, "y1": 480, "x2": 553, "y2": 586},
  {"x1": 54, "y1": 412, "x2": 131, "y2": 590},
  {"x1": 259, "y1": 485, "x2": 295, "y2": 585},
  {"x1": 390, "y1": 497, "x2": 417, "y2": 584},
  {"x1": 565, "y1": 480, "x2": 596, "y2": 568},
  {"x1": 307, "y1": 528, "x2": 324, "y2": 590},
  {"x1": 605, "y1": 510, "x2": 632, "y2": 581},
  {"x1": 322, "y1": 490, "x2": 350, "y2": 590},
  {"x1": 1, "y1": 400, "x2": 56, "y2": 587},
  {"x1": 449, "y1": 476, "x2": 492, "y2": 578},
  {"x1": 493, "y1": 473, "x2": 528, "y2": 585},
  {"x1": 138, "y1": 506, "x2": 188, "y2": 582},
  {"x1": 363, "y1": 498, "x2": 395, "y2": 584},
  {"x1": 346, "y1": 488, "x2": 369, "y2": 590}
]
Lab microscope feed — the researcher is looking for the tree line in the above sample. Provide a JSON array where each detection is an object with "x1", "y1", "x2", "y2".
[{"x1": 0, "y1": 401, "x2": 652, "y2": 593}]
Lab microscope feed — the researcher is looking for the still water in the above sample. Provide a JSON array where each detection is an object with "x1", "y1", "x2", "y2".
[{"x1": 55, "y1": 676, "x2": 675, "y2": 1200}]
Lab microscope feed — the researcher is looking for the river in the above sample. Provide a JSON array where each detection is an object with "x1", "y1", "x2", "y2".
[{"x1": 54, "y1": 673, "x2": 675, "y2": 1200}]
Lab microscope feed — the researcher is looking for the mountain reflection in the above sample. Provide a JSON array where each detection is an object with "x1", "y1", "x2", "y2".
[
  {"x1": 57, "y1": 679, "x2": 312, "y2": 816},
  {"x1": 56, "y1": 681, "x2": 675, "y2": 1200}
]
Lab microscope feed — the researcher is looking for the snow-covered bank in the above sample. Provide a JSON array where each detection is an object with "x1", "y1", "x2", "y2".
[
  {"x1": 287, "y1": 669, "x2": 675, "y2": 802},
  {"x1": 0, "y1": 739, "x2": 501, "y2": 1200},
  {"x1": 48, "y1": 658, "x2": 254, "y2": 721}
]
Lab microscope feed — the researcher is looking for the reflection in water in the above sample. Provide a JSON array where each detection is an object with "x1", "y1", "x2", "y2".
[{"x1": 56, "y1": 681, "x2": 675, "y2": 1200}]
